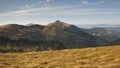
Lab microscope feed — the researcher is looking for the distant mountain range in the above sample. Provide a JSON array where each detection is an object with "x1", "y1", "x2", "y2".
[
  {"x1": 82, "y1": 28, "x2": 120, "y2": 41},
  {"x1": 0, "y1": 20, "x2": 120, "y2": 53},
  {"x1": 106, "y1": 27, "x2": 120, "y2": 32},
  {"x1": 77, "y1": 24, "x2": 120, "y2": 28}
]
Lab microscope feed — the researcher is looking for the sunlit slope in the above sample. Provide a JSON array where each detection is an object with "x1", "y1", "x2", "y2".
[{"x1": 0, "y1": 45, "x2": 120, "y2": 68}]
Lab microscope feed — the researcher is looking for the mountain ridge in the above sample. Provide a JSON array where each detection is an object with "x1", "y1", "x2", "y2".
[
  {"x1": 0, "y1": 20, "x2": 98, "y2": 52},
  {"x1": 0, "y1": 20, "x2": 119, "y2": 52}
]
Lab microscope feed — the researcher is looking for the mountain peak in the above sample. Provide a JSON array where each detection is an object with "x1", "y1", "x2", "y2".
[
  {"x1": 43, "y1": 20, "x2": 80, "y2": 31},
  {"x1": 47, "y1": 20, "x2": 71, "y2": 27},
  {"x1": 54, "y1": 20, "x2": 64, "y2": 23}
]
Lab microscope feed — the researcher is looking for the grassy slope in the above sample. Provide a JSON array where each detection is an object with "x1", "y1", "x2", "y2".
[{"x1": 0, "y1": 45, "x2": 120, "y2": 68}]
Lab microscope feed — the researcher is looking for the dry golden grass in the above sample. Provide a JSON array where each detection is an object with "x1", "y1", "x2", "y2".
[{"x1": 0, "y1": 45, "x2": 120, "y2": 68}]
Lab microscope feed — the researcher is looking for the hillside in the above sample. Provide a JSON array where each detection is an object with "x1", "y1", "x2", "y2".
[
  {"x1": 0, "y1": 20, "x2": 98, "y2": 52},
  {"x1": 109, "y1": 39, "x2": 120, "y2": 45},
  {"x1": 82, "y1": 28, "x2": 120, "y2": 41},
  {"x1": 0, "y1": 37, "x2": 66, "y2": 53},
  {"x1": 106, "y1": 27, "x2": 120, "y2": 32},
  {"x1": 0, "y1": 20, "x2": 120, "y2": 52},
  {"x1": 0, "y1": 45, "x2": 120, "y2": 68},
  {"x1": 43, "y1": 20, "x2": 97, "y2": 48}
]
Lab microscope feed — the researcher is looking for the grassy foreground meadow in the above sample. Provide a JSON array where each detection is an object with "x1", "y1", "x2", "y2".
[{"x1": 0, "y1": 45, "x2": 120, "y2": 68}]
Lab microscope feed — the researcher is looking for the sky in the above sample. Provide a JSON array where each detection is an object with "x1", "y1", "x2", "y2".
[{"x1": 0, "y1": 0, "x2": 120, "y2": 25}]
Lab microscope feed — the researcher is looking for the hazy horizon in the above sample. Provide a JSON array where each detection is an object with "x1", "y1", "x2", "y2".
[
  {"x1": 0, "y1": 0, "x2": 120, "y2": 25},
  {"x1": 0, "y1": 20, "x2": 120, "y2": 26}
]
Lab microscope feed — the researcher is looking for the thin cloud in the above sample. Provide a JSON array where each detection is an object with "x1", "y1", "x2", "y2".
[
  {"x1": 38, "y1": 0, "x2": 54, "y2": 7},
  {"x1": 46, "y1": 0, "x2": 51, "y2": 2},
  {"x1": 21, "y1": 4, "x2": 35, "y2": 9},
  {"x1": 81, "y1": 0, "x2": 89, "y2": 5},
  {"x1": 0, "y1": 6, "x2": 68, "y2": 17},
  {"x1": 60, "y1": 9, "x2": 120, "y2": 15},
  {"x1": 39, "y1": 1, "x2": 42, "y2": 3},
  {"x1": 80, "y1": 0, "x2": 104, "y2": 5},
  {"x1": 0, "y1": 6, "x2": 120, "y2": 17},
  {"x1": 91, "y1": 1, "x2": 104, "y2": 5}
]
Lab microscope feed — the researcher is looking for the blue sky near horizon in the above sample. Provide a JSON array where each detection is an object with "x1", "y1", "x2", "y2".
[{"x1": 0, "y1": 0, "x2": 120, "y2": 25}]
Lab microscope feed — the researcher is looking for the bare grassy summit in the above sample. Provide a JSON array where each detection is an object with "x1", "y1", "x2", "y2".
[{"x1": 0, "y1": 45, "x2": 120, "y2": 68}]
